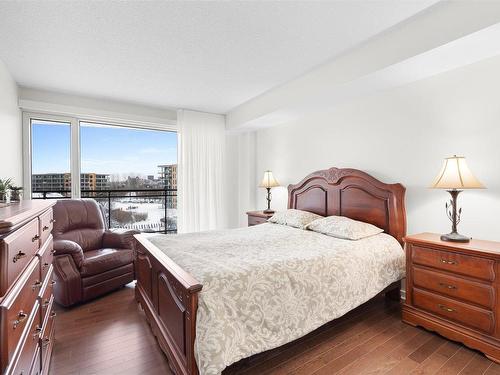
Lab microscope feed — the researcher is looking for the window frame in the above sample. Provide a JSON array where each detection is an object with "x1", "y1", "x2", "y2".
[{"x1": 23, "y1": 111, "x2": 177, "y2": 199}]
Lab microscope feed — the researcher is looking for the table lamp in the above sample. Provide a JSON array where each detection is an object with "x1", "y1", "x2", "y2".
[
  {"x1": 259, "y1": 170, "x2": 280, "y2": 214},
  {"x1": 430, "y1": 155, "x2": 485, "y2": 242}
]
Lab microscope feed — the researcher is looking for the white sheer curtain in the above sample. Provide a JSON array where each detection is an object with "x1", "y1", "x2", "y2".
[{"x1": 177, "y1": 109, "x2": 227, "y2": 233}]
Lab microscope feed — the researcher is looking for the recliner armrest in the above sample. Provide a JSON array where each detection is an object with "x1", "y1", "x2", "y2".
[
  {"x1": 53, "y1": 239, "x2": 84, "y2": 268},
  {"x1": 102, "y1": 229, "x2": 140, "y2": 250}
]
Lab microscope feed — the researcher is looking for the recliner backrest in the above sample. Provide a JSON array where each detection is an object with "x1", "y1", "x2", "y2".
[{"x1": 53, "y1": 199, "x2": 105, "y2": 251}]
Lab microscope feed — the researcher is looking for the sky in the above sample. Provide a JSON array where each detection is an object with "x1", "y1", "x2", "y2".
[{"x1": 31, "y1": 120, "x2": 177, "y2": 178}]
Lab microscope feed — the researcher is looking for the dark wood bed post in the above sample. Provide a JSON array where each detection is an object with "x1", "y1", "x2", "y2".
[{"x1": 134, "y1": 167, "x2": 406, "y2": 375}]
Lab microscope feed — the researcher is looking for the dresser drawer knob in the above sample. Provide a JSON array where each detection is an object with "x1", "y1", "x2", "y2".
[
  {"x1": 13, "y1": 311, "x2": 28, "y2": 328},
  {"x1": 32, "y1": 280, "x2": 42, "y2": 290},
  {"x1": 440, "y1": 258, "x2": 457, "y2": 265},
  {"x1": 50, "y1": 311, "x2": 57, "y2": 318},
  {"x1": 32, "y1": 234, "x2": 40, "y2": 242},
  {"x1": 34, "y1": 325, "x2": 42, "y2": 338},
  {"x1": 438, "y1": 282, "x2": 457, "y2": 290},
  {"x1": 50, "y1": 219, "x2": 56, "y2": 224},
  {"x1": 50, "y1": 280, "x2": 56, "y2": 286},
  {"x1": 42, "y1": 225, "x2": 49, "y2": 231},
  {"x1": 12, "y1": 251, "x2": 26, "y2": 263},
  {"x1": 42, "y1": 299, "x2": 50, "y2": 308},
  {"x1": 42, "y1": 337, "x2": 51, "y2": 347},
  {"x1": 42, "y1": 262, "x2": 49, "y2": 270},
  {"x1": 438, "y1": 304, "x2": 455, "y2": 313},
  {"x1": 50, "y1": 249, "x2": 56, "y2": 255}
]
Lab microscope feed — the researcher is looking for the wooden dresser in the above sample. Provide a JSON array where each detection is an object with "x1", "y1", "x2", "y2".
[
  {"x1": 246, "y1": 211, "x2": 274, "y2": 226},
  {"x1": 403, "y1": 232, "x2": 500, "y2": 362},
  {"x1": 0, "y1": 201, "x2": 56, "y2": 375}
]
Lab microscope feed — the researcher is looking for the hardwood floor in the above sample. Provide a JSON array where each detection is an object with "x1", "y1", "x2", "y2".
[
  {"x1": 50, "y1": 284, "x2": 172, "y2": 375},
  {"x1": 50, "y1": 283, "x2": 500, "y2": 375}
]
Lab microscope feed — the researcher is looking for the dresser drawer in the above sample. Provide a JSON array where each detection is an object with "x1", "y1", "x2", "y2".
[
  {"x1": 413, "y1": 288, "x2": 494, "y2": 334},
  {"x1": 7, "y1": 304, "x2": 41, "y2": 375},
  {"x1": 1, "y1": 257, "x2": 41, "y2": 364},
  {"x1": 38, "y1": 210, "x2": 53, "y2": 249},
  {"x1": 411, "y1": 245, "x2": 494, "y2": 281},
  {"x1": 412, "y1": 266, "x2": 494, "y2": 309},
  {"x1": 1, "y1": 218, "x2": 40, "y2": 296},
  {"x1": 40, "y1": 301, "x2": 55, "y2": 374},
  {"x1": 30, "y1": 347, "x2": 41, "y2": 375},
  {"x1": 37, "y1": 236, "x2": 53, "y2": 282},
  {"x1": 39, "y1": 267, "x2": 54, "y2": 326},
  {"x1": 248, "y1": 216, "x2": 268, "y2": 226}
]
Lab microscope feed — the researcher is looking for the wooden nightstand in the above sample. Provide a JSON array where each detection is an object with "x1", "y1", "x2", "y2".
[
  {"x1": 403, "y1": 232, "x2": 500, "y2": 362},
  {"x1": 246, "y1": 211, "x2": 274, "y2": 227}
]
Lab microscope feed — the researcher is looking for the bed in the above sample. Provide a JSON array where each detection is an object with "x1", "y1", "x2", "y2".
[{"x1": 134, "y1": 167, "x2": 407, "y2": 375}]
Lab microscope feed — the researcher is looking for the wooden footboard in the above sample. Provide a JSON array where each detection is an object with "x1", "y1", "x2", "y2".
[{"x1": 134, "y1": 234, "x2": 202, "y2": 375}]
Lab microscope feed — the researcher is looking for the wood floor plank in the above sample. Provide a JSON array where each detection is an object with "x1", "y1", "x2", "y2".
[
  {"x1": 375, "y1": 330, "x2": 435, "y2": 374},
  {"x1": 459, "y1": 353, "x2": 493, "y2": 375},
  {"x1": 409, "y1": 340, "x2": 461, "y2": 375},
  {"x1": 434, "y1": 346, "x2": 476, "y2": 375},
  {"x1": 409, "y1": 335, "x2": 447, "y2": 364},
  {"x1": 264, "y1": 308, "x2": 400, "y2": 375},
  {"x1": 484, "y1": 363, "x2": 500, "y2": 375},
  {"x1": 309, "y1": 319, "x2": 406, "y2": 375},
  {"x1": 337, "y1": 324, "x2": 421, "y2": 375}
]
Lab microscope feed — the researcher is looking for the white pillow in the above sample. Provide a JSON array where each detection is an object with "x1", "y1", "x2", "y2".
[
  {"x1": 268, "y1": 209, "x2": 324, "y2": 229},
  {"x1": 306, "y1": 215, "x2": 383, "y2": 240}
]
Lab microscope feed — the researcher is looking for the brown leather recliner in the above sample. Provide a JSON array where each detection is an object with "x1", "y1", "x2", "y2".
[{"x1": 52, "y1": 199, "x2": 138, "y2": 306}]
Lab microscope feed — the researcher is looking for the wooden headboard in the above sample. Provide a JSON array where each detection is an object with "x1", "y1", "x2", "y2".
[{"x1": 288, "y1": 167, "x2": 406, "y2": 244}]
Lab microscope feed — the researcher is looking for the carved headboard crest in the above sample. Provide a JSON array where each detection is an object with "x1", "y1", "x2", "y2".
[{"x1": 288, "y1": 167, "x2": 406, "y2": 244}]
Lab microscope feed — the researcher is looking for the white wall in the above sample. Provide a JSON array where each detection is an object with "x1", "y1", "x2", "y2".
[
  {"x1": 226, "y1": 131, "x2": 257, "y2": 227},
  {"x1": 247, "y1": 54, "x2": 500, "y2": 241},
  {"x1": 19, "y1": 87, "x2": 177, "y2": 130},
  {"x1": 0, "y1": 59, "x2": 21, "y2": 184}
]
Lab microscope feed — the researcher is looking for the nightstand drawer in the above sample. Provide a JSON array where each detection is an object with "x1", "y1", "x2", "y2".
[
  {"x1": 411, "y1": 245, "x2": 494, "y2": 281},
  {"x1": 413, "y1": 288, "x2": 494, "y2": 334},
  {"x1": 248, "y1": 216, "x2": 268, "y2": 226},
  {"x1": 413, "y1": 266, "x2": 494, "y2": 309}
]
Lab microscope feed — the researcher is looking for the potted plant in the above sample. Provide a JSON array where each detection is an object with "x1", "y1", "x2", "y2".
[
  {"x1": 9, "y1": 185, "x2": 23, "y2": 202},
  {"x1": 0, "y1": 178, "x2": 12, "y2": 202}
]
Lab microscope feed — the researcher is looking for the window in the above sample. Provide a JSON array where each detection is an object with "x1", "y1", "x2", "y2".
[
  {"x1": 80, "y1": 122, "x2": 177, "y2": 232},
  {"x1": 24, "y1": 113, "x2": 177, "y2": 233},
  {"x1": 30, "y1": 119, "x2": 71, "y2": 199}
]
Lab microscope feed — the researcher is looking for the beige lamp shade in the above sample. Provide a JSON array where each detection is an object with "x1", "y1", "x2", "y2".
[
  {"x1": 259, "y1": 170, "x2": 280, "y2": 188},
  {"x1": 431, "y1": 155, "x2": 485, "y2": 189}
]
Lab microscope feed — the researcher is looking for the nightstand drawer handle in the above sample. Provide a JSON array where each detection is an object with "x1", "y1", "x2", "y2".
[
  {"x1": 440, "y1": 258, "x2": 457, "y2": 265},
  {"x1": 438, "y1": 304, "x2": 455, "y2": 313},
  {"x1": 438, "y1": 282, "x2": 457, "y2": 290}
]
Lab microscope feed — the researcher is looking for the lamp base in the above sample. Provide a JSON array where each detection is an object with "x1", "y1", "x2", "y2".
[
  {"x1": 263, "y1": 209, "x2": 275, "y2": 214},
  {"x1": 440, "y1": 232, "x2": 470, "y2": 243}
]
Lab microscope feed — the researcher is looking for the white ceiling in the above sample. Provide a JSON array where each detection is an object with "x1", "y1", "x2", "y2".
[{"x1": 0, "y1": 1, "x2": 438, "y2": 114}]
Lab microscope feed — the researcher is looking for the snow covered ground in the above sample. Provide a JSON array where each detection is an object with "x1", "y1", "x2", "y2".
[{"x1": 110, "y1": 200, "x2": 177, "y2": 232}]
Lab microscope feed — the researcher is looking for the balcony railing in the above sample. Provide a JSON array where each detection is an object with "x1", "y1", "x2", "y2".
[{"x1": 32, "y1": 188, "x2": 177, "y2": 234}]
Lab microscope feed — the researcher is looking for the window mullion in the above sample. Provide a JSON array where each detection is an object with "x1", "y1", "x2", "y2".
[
  {"x1": 22, "y1": 113, "x2": 33, "y2": 198},
  {"x1": 71, "y1": 118, "x2": 81, "y2": 198}
]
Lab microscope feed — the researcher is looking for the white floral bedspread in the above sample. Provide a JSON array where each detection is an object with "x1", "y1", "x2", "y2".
[{"x1": 148, "y1": 223, "x2": 405, "y2": 375}]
